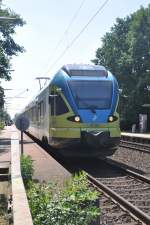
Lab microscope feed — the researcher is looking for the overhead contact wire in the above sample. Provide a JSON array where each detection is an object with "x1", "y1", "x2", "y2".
[
  {"x1": 47, "y1": 0, "x2": 110, "y2": 71},
  {"x1": 41, "y1": 0, "x2": 86, "y2": 75}
]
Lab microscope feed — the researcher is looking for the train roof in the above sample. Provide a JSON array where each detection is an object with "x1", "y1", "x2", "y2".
[
  {"x1": 21, "y1": 64, "x2": 114, "y2": 113},
  {"x1": 61, "y1": 64, "x2": 108, "y2": 77}
]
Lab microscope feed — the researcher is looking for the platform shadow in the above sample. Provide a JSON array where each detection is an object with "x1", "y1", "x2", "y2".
[{"x1": 0, "y1": 138, "x2": 11, "y2": 146}]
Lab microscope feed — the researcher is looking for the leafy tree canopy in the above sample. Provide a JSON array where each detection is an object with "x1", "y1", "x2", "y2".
[
  {"x1": 92, "y1": 5, "x2": 150, "y2": 129},
  {"x1": 0, "y1": 0, "x2": 25, "y2": 121},
  {"x1": 0, "y1": 0, "x2": 25, "y2": 80}
]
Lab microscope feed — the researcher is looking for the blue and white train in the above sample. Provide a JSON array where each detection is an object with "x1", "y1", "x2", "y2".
[{"x1": 22, "y1": 64, "x2": 120, "y2": 156}]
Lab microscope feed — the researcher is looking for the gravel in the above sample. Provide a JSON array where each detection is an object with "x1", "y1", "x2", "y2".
[{"x1": 109, "y1": 146, "x2": 150, "y2": 175}]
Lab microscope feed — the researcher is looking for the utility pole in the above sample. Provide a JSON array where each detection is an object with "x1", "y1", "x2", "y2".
[{"x1": 36, "y1": 77, "x2": 50, "y2": 90}]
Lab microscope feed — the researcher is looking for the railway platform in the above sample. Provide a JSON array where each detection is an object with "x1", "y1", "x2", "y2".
[
  {"x1": 121, "y1": 132, "x2": 150, "y2": 139},
  {"x1": 121, "y1": 132, "x2": 150, "y2": 143},
  {"x1": 0, "y1": 125, "x2": 71, "y2": 225},
  {"x1": 0, "y1": 125, "x2": 71, "y2": 184}
]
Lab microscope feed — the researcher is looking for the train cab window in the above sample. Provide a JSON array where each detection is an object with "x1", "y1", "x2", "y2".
[
  {"x1": 50, "y1": 94, "x2": 69, "y2": 115},
  {"x1": 68, "y1": 80, "x2": 112, "y2": 109}
]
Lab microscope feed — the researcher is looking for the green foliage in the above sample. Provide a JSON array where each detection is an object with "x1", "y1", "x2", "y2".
[
  {"x1": 92, "y1": 5, "x2": 150, "y2": 129},
  {"x1": 0, "y1": 86, "x2": 4, "y2": 108},
  {"x1": 0, "y1": 1, "x2": 25, "y2": 80},
  {"x1": 0, "y1": 121, "x2": 4, "y2": 130},
  {"x1": 0, "y1": 109, "x2": 11, "y2": 124},
  {"x1": 27, "y1": 172, "x2": 100, "y2": 225},
  {"x1": 0, "y1": 106, "x2": 6, "y2": 130},
  {"x1": 21, "y1": 155, "x2": 34, "y2": 188},
  {"x1": 0, "y1": 0, "x2": 25, "y2": 110}
]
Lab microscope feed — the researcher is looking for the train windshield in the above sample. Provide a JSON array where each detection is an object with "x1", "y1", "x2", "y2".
[{"x1": 68, "y1": 80, "x2": 112, "y2": 109}]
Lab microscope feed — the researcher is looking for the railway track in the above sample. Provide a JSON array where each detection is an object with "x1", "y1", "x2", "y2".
[
  {"x1": 87, "y1": 158, "x2": 150, "y2": 225},
  {"x1": 55, "y1": 152, "x2": 150, "y2": 224},
  {"x1": 25, "y1": 132, "x2": 150, "y2": 224},
  {"x1": 48, "y1": 150, "x2": 150, "y2": 224},
  {"x1": 88, "y1": 173, "x2": 150, "y2": 224},
  {"x1": 119, "y1": 140, "x2": 150, "y2": 153}
]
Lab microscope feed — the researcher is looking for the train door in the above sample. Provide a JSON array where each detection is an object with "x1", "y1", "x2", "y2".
[
  {"x1": 49, "y1": 90, "x2": 57, "y2": 141},
  {"x1": 49, "y1": 87, "x2": 69, "y2": 145},
  {"x1": 49, "y1": 87, "x2": 64, "y2": 144},
  {"x1": 38, "y1": 100, "x2": 45, "y2": 140}
]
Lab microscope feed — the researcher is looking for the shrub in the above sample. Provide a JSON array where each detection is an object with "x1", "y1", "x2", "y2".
[
  {"x1": 0, "y1": 122, "x2": 5, "y2": 130},
  {"x1": 21, "y1": 155, "x2": 34, "y2": 188},
  {"x1": 27, "y1": 172, "x2": 100, "y2": 225}
]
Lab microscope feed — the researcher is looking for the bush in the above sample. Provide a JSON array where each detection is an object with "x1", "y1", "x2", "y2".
[
  {"x1": 27, "y1": 172, "x2": 100, "y2": 225},
  {"x1": 21, "y1": 155, "x2": 34, "y2": 188},
  {"x1": 0, "y1": 122, "x2": 5, "y2": 130}
]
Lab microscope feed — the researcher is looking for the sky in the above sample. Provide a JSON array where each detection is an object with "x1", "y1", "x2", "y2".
[{"x1": 2, "y1": 0, "x2": 150, "y2": 118}]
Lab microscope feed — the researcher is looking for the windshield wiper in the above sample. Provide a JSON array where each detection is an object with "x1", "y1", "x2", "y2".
[{"x1": 89, "y1": 105, "x2": 96, "y2": 113}]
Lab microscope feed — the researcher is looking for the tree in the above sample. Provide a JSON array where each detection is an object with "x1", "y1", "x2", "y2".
[
  {"x1": 0, "y1": 86, "x2": 4, "y2": 107},
  {"x1": 92, "y1": 5, "x2": 150, "y2": 130},
  {"x1": 0, "y1": 0, "x2": 25, "y2": 124}
]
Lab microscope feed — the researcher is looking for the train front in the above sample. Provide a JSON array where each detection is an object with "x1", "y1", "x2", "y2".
[{"x1": 51, "y1": 64, "x2": 120, "y2": 156}]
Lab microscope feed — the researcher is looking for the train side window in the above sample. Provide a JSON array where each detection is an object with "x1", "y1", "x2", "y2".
[
  {"x1": 32, "y1": 107, "x2": 36, "y2": 122},
  {"x1": 38, "y1": 101, "x2": 45, "y2": 119},
  {"x1": 36, "y1": 106, "x2": 38, "y2": 121},
  {"x1": 43, "y1": 100, "x2": 46, "y2": 115},
  {"x1": 31, "y1": 108, "x2": 34, "y2": 121},
  {"x1": 41, "y1": 101, "x2": 44, "y2": 117},
  {"x1": 51, "y1": 95, "x2": 69, "y2": 115},
  {"x1": 38, "y1": 103, "x2": 41, "y2": 120}
]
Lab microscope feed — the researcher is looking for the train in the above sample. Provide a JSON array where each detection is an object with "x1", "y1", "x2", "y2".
[{"x1": 21, "y1": 64, "x2": 120, "y2": 156}]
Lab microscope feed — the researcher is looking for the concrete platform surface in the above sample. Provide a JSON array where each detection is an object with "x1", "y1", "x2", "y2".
[
  {"x1": 121, "y1": 132, "x2": 150, "y2": 139},
  {"x1": 0, "y1": 126, "x2": 71, "y2": 185},
  {"x1": 23, "y1": 132, "x2": 71, "y2": 184}
]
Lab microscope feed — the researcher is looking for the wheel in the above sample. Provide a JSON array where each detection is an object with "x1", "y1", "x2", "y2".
[{"x1": 42, "y1": 136, "x2": 49, "y2": 148}]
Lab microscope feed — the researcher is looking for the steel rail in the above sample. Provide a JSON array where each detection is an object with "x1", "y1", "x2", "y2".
[
  {"x1": 119, "y1": 143, "x2": 150, "y2": 154},
  {"x1": 87, "y1": 173, "x2": 150, "y2": 224},
  {"x1": 120, "y1": 140, "x2": 150, "y2": 153},
  {"x1": 103, "y1": 157, "x2": 150, "y2": 184},
  {"x1": 123, "y1": 168, "x2": 150, "y2": 184},
  {"x1": 121, "y1": 140, "x2": 150, "y2": 148}
]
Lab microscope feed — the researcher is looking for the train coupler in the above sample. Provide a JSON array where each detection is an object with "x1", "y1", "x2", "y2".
[{"x1": 81, "y1": 130, "x2": 110, "y2": 148}]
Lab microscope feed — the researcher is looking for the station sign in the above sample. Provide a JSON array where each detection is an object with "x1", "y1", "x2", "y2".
[{"x1": 15, "y1": 115, "x2": 30, "y2": 131}]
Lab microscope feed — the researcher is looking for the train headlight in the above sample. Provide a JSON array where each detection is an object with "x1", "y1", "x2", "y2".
[
  {"x1": 67, "y1": 115, "x2": 81, "y2": 122},
  {"x1": 108, "y1": 116, "x2": 114, "y2": 122},
  {"x1": 74, "y1": 116, "x2": 80, "y2": 122}
]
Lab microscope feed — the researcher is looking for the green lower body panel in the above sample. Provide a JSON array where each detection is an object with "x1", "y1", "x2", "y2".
[{"x1": 49, "y1": 127, "x2": 120, "y2": 151}]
